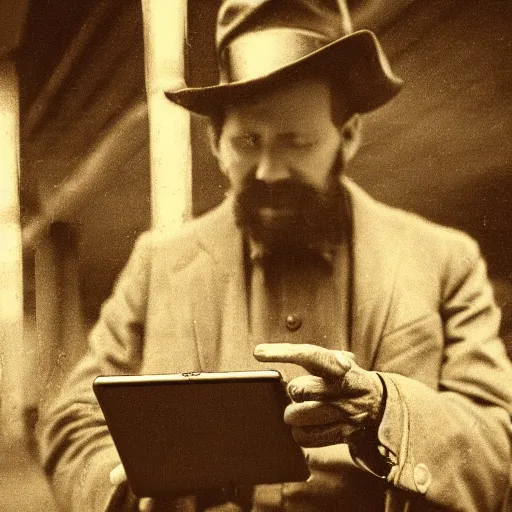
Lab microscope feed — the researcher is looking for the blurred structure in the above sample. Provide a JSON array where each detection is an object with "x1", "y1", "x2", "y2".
[
  {"x1": 0, "y1": 0, "x2": 510, "y2": 510},
  {"x1": 2, "y1": 1, "x2": 150, "y2": 509}
]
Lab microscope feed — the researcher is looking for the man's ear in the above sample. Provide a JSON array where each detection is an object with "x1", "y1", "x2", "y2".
[
  {"x1": 207, "y1": 122, "x2": 220, "y2": 159},
  {"x1": 207, "y1": 122, "x2": 231, "y2": 179},
  {"x1": 339, "y1": 114, "x2": 362, "y2": 163}
]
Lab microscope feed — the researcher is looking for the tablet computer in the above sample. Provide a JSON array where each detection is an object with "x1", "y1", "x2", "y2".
[{"x1": 93, "y1": 370, "x2": 309, "y2": 498}]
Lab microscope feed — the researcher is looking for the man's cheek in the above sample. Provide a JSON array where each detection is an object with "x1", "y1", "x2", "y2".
[{"x1": 221, "y1": 161, "x2": 251, "y2": 188}]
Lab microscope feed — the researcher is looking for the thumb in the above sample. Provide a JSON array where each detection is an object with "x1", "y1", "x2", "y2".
[
  {"x1": 109, "y1": 463, "x2": 127, "y2": 486},
  {"x1": 139, "y1": 497, "x2": 154, "y2": 512}
]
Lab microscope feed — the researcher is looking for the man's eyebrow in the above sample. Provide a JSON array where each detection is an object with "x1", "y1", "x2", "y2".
[
  {"x1": 279, "y1": 130, "x2": 320, "y2": 139},
  {"x1": 229, "y1": 132, "x2": 258, "y2": 139}
]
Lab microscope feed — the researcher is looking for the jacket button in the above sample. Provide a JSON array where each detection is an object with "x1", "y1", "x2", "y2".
[
  {"x1": 285, "y1": 314, "x2": 302, "y2": 331},
  {"x1": 413, "y1": 463, "x2": 432, "y2": 494}
]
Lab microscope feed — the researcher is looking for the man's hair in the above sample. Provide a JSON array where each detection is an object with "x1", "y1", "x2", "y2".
[{"x1": 208, "y1": 80, "x2": 355, "y2": 148}]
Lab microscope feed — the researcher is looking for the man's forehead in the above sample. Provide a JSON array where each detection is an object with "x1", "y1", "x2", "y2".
[{"x1": 223, "y1": 78, "x2": 339, "y2": 128}]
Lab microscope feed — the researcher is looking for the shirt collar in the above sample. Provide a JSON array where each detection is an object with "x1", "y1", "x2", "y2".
[{"x1": 247, "y1": 237, "x2": 338, "y2": 265}]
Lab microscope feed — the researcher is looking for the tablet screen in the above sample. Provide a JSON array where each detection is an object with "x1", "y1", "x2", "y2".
[{"x1": 93, "y1": 370, "x2": 309, "y2": 498}]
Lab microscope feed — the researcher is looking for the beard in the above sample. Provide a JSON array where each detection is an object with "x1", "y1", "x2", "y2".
[{"x1": 234, "y1": 158, "x2": 348, "y2": 255}]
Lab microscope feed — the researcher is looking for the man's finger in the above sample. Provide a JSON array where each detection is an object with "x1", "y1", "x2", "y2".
[
  {"x1": 109, "y1": 463, "x2": 127, "y2": 486},
  {"x1": 286, "y1": 375, "x2": 346, "y2": 402},
  {"x1": 254, "y1": 344, "x2": 352, "y2": 380},
  {"x1": 292, "y1": 421, "x2": 359, "y2": 448},
  {"x1": 291, "y1": 423, "x2": 350, "y2": 448},
  {"x1": 284, "y1": 401, "x2": 346, "y2": 427},
  {"x1": 138, "y1": 497, "x2": 154, "y2": 512}
]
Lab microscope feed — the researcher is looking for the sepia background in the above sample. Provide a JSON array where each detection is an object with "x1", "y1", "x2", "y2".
[{"x1": 0, "y1": 0, "x2": 511, "y2": 509}]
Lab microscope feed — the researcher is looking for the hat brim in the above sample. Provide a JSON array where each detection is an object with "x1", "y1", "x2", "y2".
[{"x1": 165, "y1": 30, "x2": 403, "y2": 117}]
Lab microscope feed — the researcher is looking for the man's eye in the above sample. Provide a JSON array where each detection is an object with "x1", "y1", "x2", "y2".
[{"x1": 232, "y1": 135, "x2": 258, "y2": 150}]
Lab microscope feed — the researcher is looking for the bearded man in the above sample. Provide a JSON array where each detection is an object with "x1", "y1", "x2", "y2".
[{"x1": 39, "y1": 1, "x2": 512, "y2": 511}]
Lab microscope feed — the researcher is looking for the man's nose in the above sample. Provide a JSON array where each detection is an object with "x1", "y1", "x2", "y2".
[{"x1": 255, "y1": 150, "x2": 291, "y2": 182}]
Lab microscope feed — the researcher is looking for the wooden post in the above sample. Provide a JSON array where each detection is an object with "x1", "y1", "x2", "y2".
[
  {"x1": 35, "y1": 224, "x2": 86, "y2": 418},
  {"x1": 33, "y1": 236, "x2": 61, "y2": 414},
  {"x1": 141, "y1": 0, "x2": 192, "y2": 232},
  {"x1": 0, "y1": 57, "x2": 24, "y2": 441}
]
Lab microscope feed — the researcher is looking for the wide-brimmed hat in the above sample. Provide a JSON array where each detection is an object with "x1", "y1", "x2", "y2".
[{"x1": 165, "y1": 0, "x2": 403, "y2": 116}]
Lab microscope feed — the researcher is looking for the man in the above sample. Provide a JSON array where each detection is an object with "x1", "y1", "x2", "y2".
[{"x1": 38, "y1": 1, "x2": 512, "y2": 511}]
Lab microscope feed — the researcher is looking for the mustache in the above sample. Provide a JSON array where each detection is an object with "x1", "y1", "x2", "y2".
[
  {"x1": 234, "y1": 176, "x2": 347, "y2": 251},
  {"x1": 236, "y1": 177, "x2": 331, "y2": 211}
]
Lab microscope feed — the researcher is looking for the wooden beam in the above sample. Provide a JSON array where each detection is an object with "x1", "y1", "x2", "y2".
[
  {"x1": 22, "y1": 102, "x2": 148, "y2": 249},
  {"x1": 141, "y1": 0, "x2": 192, "y2": 232},
  {"x1": 23, "y1": 0, "x2": 118, "y2": 138},
  {"x1": 0, "y1": 57, "x2": 24, "y2": 441}
]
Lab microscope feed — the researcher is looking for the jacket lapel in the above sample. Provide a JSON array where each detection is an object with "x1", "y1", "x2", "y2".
[
  {"x1": 192, "y1": 197, "x2": 251, "y2": 371},
  {"x1": 344, "y1": 178, "x2": 405, "y2": 370}
]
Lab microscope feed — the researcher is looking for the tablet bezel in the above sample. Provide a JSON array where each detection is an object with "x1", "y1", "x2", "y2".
[{"x1": 93, "y1": 370, "x2": 309, "y2": 498}]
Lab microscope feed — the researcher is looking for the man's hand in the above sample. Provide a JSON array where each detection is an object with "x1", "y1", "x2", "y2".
[
  {"x1": 109, "y1": 464, "x2": 241, "y2": 512},
  {"x1": 110, "y1": 464, "x2": 156, "y2": 512},
  {"x1": 253, "y1": 344, "x2": 384, "y2": 447}
]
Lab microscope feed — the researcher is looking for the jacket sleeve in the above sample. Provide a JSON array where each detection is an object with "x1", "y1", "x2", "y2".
[
  {"x1": 37, "y1": 231, "x2": 154, "y2": 512},
  {"x1": 376, "y1": 236, "x2": 512, "y2": 511}
]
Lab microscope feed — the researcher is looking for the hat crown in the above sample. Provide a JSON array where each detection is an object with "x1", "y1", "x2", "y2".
[
  {"x1": 216, "y1": 0, "x2": 353, "y2": 53},
  {"x1": 216, "y1": 0, "x2": 354, "y2": 84}
]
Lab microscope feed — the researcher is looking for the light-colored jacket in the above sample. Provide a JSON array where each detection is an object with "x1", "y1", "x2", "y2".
[{"x1": 38, "y1": 178, "x2": 512, "y2": 512}]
